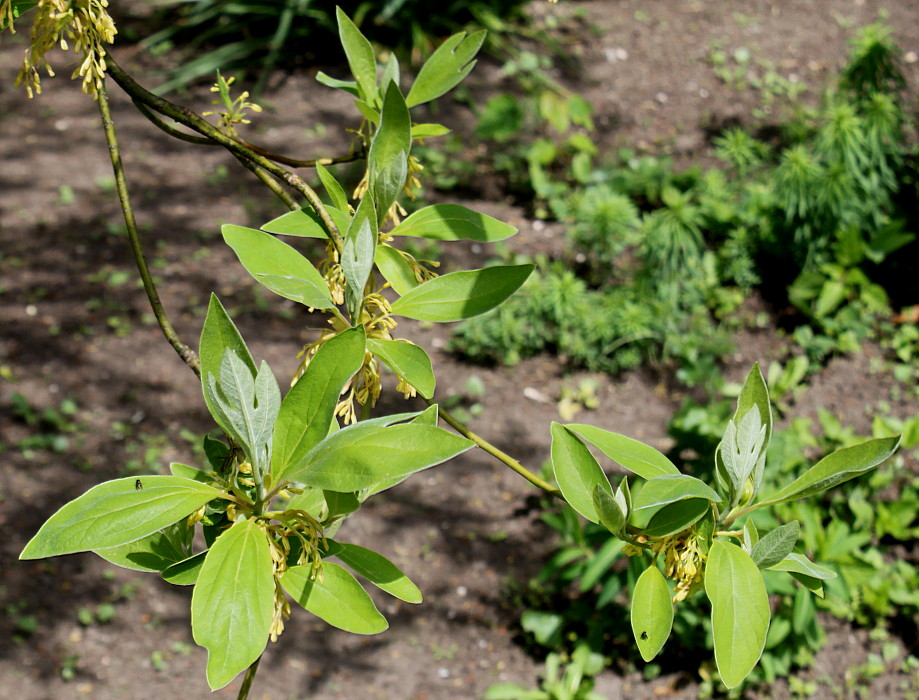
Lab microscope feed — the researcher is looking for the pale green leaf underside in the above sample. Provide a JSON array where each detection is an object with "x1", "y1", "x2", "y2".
[
  {"x1": 550, "y1": 422, "x2": 613, "y2": 524},
  {"x1": 192, "y1": 519, "x2": 275, "y2": 690},
  {"x1": 406, "y1": 30, "x2": 486, "y2": 107},
  {"x1": 705, "y1": 540, "x2": 770, "y2": 689},
  {"x1": 20, "y1": 476, "x2": 223, "y2": 559},
  {"x1": 767, "y1": 552, "x2": 837, "y2": 580},
  {"x1": 631, "y1": 565, "x2": 674, "y2": 661},
  {"x1": 631, "y1": 474, "x2": 721, "y2": 510},
  {"x1": 222, "y1": 224, "x2": 334, "y2": 309}
]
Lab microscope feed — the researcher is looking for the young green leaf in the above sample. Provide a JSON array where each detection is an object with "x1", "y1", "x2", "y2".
[
  {"x1": 411, "y1": 123, "x2": 451, "y2": 139},
  {"x1": 631, "y1": 565, "x2": 674, "y2": 661},
  {"x1": 406, "y1": 30, "x2": 487, "y2": 107},
  {"x1": 206, "y1": 352, "x2": 280, "y2": 476},
  {"x1": 315, "y1": 71, "x2": 359, "y2": 96},
  {"x1": 169, "y1": 462, "x2": 213, "y2": 484},
  {"x1": 288, "y1": 423, "x2": 473, "y2": 491},
  {"x1": 766, "y1": 552, "x2": 837, "y2": 579},
  {"x1": 631, "y1": 475, "x2": 722, "y2": 510},
  {"x1": 342, "y1": 194, "x2": 377, "y2": 317},
  {"x1": 367, "y1": 83, "x2": 411, "y2": 216},
  {"x1": 335, "y1": 7, "x2": 378, "y2": 105},
  {"x1": 162, "y1": 550, "x2": 206, "y2": 586},
  {"x1": 735, "y1": 363, "x2": 773, "y2": 446},
  {"x1": 273, "y1": 327, "x2": 366, "y2": 483},
  {"x1": 642, "y1": 498, "x2": 711, "y2": 538},
  {"x1": 593, "y1": 484, "x2": 625, "y2": 535},
  {"x1": 326, "y1": 541, "x2": 422, "y2": 603},
  {"x1": 200, "y1": 294, "x2": 256, "y2": 386},
  {"x1": 261, "y1": 206, "x2": 350, "y2": 239},
  {"x1": 374, "y1": 245, "x2": 420, "y2": 295},
  {"x1": 389, "y1": 204, "x2": 517, "y2": 242},
  {"x1": 566, "y1": 424, "x2": 680, "y2": 479},
  {"x1": 550, "y1": 423, "x2": 613, "y2": 524},
  {"x1": 222, "y1": 224, "x2": 334, "y2": 309},
  {"x1": 719, "y1": 406, "x2": 766, "y2": 504},
  {"x1": 759, "y1": 436, "x2": 901, "y2": 506},
  {"x1": 751, "y1": 521, "x2": 800, "y2": 569},
  {"x1": 282, "y1": 561, "x2": 388, "y2": 634},
  {"x1": 192, "y1": 518, "x2": 275, "y2": 690},
  {"x1": 367, "y1": 338, "x2": 435, "y2": 399},
  {"x1": 705, "y1": 540, "x2": 770, "y2": 689},
  {"x1": 315, "y1": 162, "x2": 349, "y2": 212},
  {"x1": 20, "y1": 476, "x2": 224, "y2": 559},
  {"x1": 390, "y1": 264, "x2": 535, "y2": 322},
  {"x1": 93, "y1": 520, "x2": 192, "y2": 573}
]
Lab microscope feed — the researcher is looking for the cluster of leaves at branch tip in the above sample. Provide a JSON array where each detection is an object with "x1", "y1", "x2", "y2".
[
  {"x1": 550, "y1": 363, "x2": 899, "y2": 688},
  {"x1": 11, "y1": 4, "x2": 902, "y2": 694}
]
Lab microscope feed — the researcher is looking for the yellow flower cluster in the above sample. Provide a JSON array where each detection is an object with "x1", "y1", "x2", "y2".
[
  {"x1": 5, "y1": 0, "x2": 116, "y2": 97},
  {"x1": 653, "y1": 531, "x2": 707, "y2": 602}
]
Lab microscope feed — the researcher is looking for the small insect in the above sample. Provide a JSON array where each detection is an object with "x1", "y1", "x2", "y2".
[
  {"x1": 640, "y1": 631, "x2": 648, "y2": 640},
  {"x1": 135, "y1": 479, "x2": 143, "y2": 490}
]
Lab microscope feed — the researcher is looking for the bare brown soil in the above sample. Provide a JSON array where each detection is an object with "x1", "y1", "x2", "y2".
[{"x1": 2, "y1": 1, "x2": 919, "y2": 698}]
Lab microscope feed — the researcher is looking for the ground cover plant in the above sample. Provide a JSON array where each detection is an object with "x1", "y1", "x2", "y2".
[{"x1": 2, "y1": 2, "x2": 914, "y2": 698}]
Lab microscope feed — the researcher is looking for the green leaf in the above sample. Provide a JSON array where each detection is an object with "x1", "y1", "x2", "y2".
[
  {"x1": 411, "y1": 123, "x2": 451, "y2": 139},
  {"x1": 206, "y1": 352, "x2": 279, "y2": 476},
  {"x1": 192, "y1": 518, "x2": 275, "y2": 690},
  {"x1": 389, "y1": 204, "x2": 517, "y2": 242},
  {"x1": 550, "y1": 423, "x2": 613, "y2": 524},
  {"x1": 631, "y1": 475, "x2": 721, "y2": 510},
  {"x1": 20, "y1": 476, "x2": 224, "y2": 559},
  {"x1": 282, "y1": 561, "x2": 388, "y2": 634},
  {"x1": 390, "y1": 264, "x2": 535, "y2": 322},
  {"x1": 315, "y1": 163, "x2": 349, "y2": 212},
  {"x1": 735, "y1": 363, "x2": 773, "y2": 446},
  {"x1": 367, "y1": 338, "x2": 435, "y2": 398},
  {"x1": 406, "y1": 30, "x2": 486, "y2": 107},
  {"x1": 368, "y1": 83, "x2": 411, "y2": 216},
  {"x1": 326, "y1": 541, "x2": 422, "y2": 603},
  {"x1": 705, "y1": 540, "x2": 770, "y2": 689},
  {"x1": 200, "y1": 294, "x2": 256, "y2": 392},
  {"x1": 261, "y1": 206, "x2": 350, "y2": 239},
  {"x1": 94, "y1": 520, "x2": 191, "y2": 573},
  {"x1": 342, "y1": 194, "x2": 377, "y2": 317},
  {"x1": 289, "y1": 423, "x2": 473, "y2": 491},
  {"x1": 162, "y1": 551, "x2": 206, "y2": 586},
  {"x1": 374, "y1": 245, "x2": 420, "y2": 295},
  {"x1": 315, "y1": 71, "x2": 359, "y2": 97},
  {"x1": 719, "y1": 406, "x2": 766, "y2": 503},
  {"x1": 759, "y1": 436, "x2": 901, "y2": 506},
  {"x1": 631, "y1": 565, "x2": 674, "y2": 661},
  {"x1": 335, "y1": 7, "x2": 378, "y2": 105},
  {"x1": 767, "y1": 552, "x2": 837, "y2": 580},
  {"x1": 169, "y1": 462, "x2": 213, "y2": 484},
  {"x1": 222, "y1": 224, "x2": 334, "y2": 309},
  {"x1": 643, "y1": 498, "x2": 711, "y2": 538},
  {"x1": 593, "y1": 484, "x2": 625, "y2": 535},
  {"x1": 273, "y1": 327, "x2": 366, "y2": 484},
  {"x1": 751, "y1": 521, "x2": 800, "y2": 569},
  {"x1": 566, "y1": 425, "x2": 679, "y2": 479}
]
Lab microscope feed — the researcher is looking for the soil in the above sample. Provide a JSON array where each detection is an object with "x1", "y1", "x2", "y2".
[{"x1": 2, "y1": 1, "x2": 919, "y2": 699}]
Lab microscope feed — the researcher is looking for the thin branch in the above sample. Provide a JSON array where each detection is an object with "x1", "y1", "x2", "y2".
[
  {"x1": 133, "y1": 100, "x2": 215, "y2": 146},
  {"x1": 236, "y1": 654, "x2": 262, "y2": 700},
  {"x1": 106, "y1": 58, "x2": 344, "y2": 250},
  {"x1": 429, "y1": 400, "x2": 562, "y2": 498},
  {"x1": 232, "y1": 152, "x2": 301, "y2": 211},
  {"x1": 96, "y1": 82, "x2": 201, "y2": 377}
]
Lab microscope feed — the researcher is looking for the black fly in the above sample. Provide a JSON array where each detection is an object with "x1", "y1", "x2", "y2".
[
  {"x1": 640, "y1": 631, "x2": 648, "y2": 640},
  {"x1": 135, "y1": 479, "x2": 143, "y2": 490}
]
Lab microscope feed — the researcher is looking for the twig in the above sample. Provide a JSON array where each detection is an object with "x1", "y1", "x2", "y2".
[
  {"x1": 232, "y1": 152, "x2": 301, "y2": 211},
  {"x1": 106, "y1": 58, "x2": 344, "y2": 250},
  {"x1": 429, "y1": 400, "x2": 562, "y2": 498},
  {"x1": 236, "y1": 654, "x2": 262, "y2": 700},
  {"x1": 96, "y1": 83, "x2": 201, "y2": 376}
]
